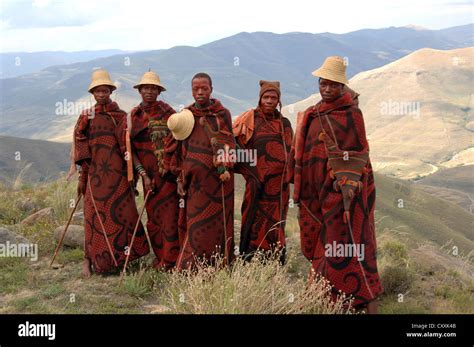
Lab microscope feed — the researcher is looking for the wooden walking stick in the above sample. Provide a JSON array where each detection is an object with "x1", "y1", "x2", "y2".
[
  {"x1": 200, "y1": 116, "x2": 233, "y2": 265},
  {"x1": 88, "y1": 175, "x2": 118, "y2": 267},
  {"x1": 50, "y1": 194, "x2": 82, "y2": 267},
  {"x1": 143, "y1": 223, "x2": 153, "y2": 255},
  {"x1": 221, "y1": 182, "x2": 229, "y2": 265},
  {"x1": 119, "y1": 189, "x2": 151, "y2": 285},
  {"x1": 124, "y1": 111, "x2": 153, "y2": 250},
  {"x1": 277, "y1": 117, "x2": 289, "y2": 247}
]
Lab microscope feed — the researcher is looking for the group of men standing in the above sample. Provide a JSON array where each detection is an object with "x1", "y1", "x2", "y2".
[{"x1": 72, "y1": 56, "x2": 383, "y2": 313}]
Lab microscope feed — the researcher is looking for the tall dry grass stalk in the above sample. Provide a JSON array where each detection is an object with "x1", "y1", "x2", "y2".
[
  {"x1": 12, "y1": 162, "x2": 33, "y2": 190},
  {"x1": 45, "y1": 174, "x2": 78, "y2": 224},
  {"x1": 159, "y1": 251, "x2": 353, "y2": 314}
]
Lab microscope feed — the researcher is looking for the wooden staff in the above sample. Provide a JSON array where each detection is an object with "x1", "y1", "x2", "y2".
[
  {"x1": 49, "y1": 194, "x2": 82, "y2": 267},
  {"x1": 221, "y1": 183, "x2": 229, "y2": 265},
  {"x1": 346, "y1": 217, "x2": 375, "y2": 300},
  {"x1": 278, "y1": 116, "x2": 289, "y2": 246},
  {"x1": 143, "y1": 222, "x2": 153, "y2": 255},
  {"x1": 88, "y1": 175, "x2": 118, "y2": 267},
  {"x1": 119, "y1": 190, "x2": 151, "y2": 286}
]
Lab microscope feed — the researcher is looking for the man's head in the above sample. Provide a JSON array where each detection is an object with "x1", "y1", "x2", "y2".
[
  {"x1": 319, "y1": 78, "x2": 344, "y2": 103},
  {"x1": 192, "y1": 72, "x2": 213, "y2": 106},
  {"x1": 91, "y1": 85, "x2": 113, "y2": 105},
  {"x1": 139, "y1": 84, "x2": 161, "y2": 103},
  {"x1": 311, "y1": 56, "x2": 348, "y2": 102},
  {"x1": 258, "y1": 80, "x2": 281, "y2": 114},
  {"x1": 88, "y1": 69, "x2": 116, "y2": 100},
  {"x1": 134, "y1": 71, "x2": 166, "y2": 103}
]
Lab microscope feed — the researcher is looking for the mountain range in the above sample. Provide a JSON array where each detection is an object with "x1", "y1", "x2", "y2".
[
  {"x1": 0, "y1": 50, "x2": 127, "y2": 79},
  {"x1": 0, "y1": 23, "x2": 472, "y2": 142}
]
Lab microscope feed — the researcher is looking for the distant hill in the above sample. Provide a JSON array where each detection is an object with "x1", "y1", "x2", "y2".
[
  {"x1": 372, "y1": 173, "x2": 473, "y2": 255},
  {"x1": 0, "y1": 135, "x2": 70, "y2": 185},
  {"x1": 415, "y1": 165, "x2": 474, "y2": 213},
  {"x1": 0, "y1": 24, "x2": 472, "y2": 142},
  {"x1": 417, "y1": 165, "x2": 474, "y2": 194},
  {"x1": 283, "y1": 47, "x2": 474, "y2": 180},
  {"x1": 0, "y1": 50, "x2": 127, "y2": 79}
]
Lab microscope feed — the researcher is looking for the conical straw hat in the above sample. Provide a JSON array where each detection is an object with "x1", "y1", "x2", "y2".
[
  {"x1": 312, "y1": 56, "x2": 349, "y2": 85},
  {"x1": 134, "y1": 71, "x2": 167, "y2": 91},
  {"x1": 167, "y1": 109, "x2": 195, "y2": 140},
  {"x1": 88, "y1": 69, "x2": 117, "y2": 93}
]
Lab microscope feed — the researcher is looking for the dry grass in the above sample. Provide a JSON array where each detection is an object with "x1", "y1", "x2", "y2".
[
  {"x1": 12, "y1": 162, "x2": 33, "y2": 190},
  {"x1": 44, "y1": 174, "x2": 78, "y2": 225},
  {"x1": 158, "y1": 252, "x2": 353, "y2": 314},
  {"x1": 1, "y1": 178, "x2": 473, "y2": 314}
]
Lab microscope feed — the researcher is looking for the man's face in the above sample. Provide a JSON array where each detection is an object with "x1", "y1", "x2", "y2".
[
  {"x1": 139, "y1": 84, "x2": 161, "y2": 103},
  {"x1": 92, "y1": 85, "x2": 112, "y2": 104},
  {"x1": 260, "y1": 90, "x2": 279, "y2": 114},
  {"x1": 319, "y1": 78, "x2": 344, "y2": 103},
  {"x1": 192, "y1": 78, "x2": 212, "y2": 106}
]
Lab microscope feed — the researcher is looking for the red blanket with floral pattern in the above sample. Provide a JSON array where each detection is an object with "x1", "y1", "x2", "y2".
[
  {"x1": 292, "y1": 92, "x2": 383, "y2": 307},
  {"x1": 234, "y1": 108, "x2": 293, "y2": 263},
  {"x1": 74, "y1": 101, "x2": 149, "y2": 273},
  {"x1": 173, "y1": 99, "x2": 236, "y2": 270},
  {"x1": 129, "y1": 101, "x2": 180, "y2": 270}
]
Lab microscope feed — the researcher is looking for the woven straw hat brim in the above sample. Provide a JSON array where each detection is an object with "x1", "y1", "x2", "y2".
[
  {"x1": 133, "y1": 81, "x2": 167, "y2": 91},
  {"x1": 134, "y1": 72, "x2": 167, "y2": 91},
  {"x1": 167, "y1": 109, "x2": 195, "y2": 140},
  {"x1": 311, "y1": 56, "x2": 349, "y2": 85},
  {"x1": 312, "y1": 69, "x2": 348, "y2": 85},
  {"x1": 88, "y1": 70, "x2": 117, "y2": 93},
  {"x1": 88, "y1": 80, "x2": 117, "y2": 93}
]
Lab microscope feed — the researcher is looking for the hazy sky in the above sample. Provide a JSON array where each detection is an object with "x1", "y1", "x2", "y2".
[{"x1": 1, "y1": 0, "x2": 472, "y2": 52}]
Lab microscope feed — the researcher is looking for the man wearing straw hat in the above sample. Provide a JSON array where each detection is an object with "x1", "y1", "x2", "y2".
[
  {"x1": 233, "y1": 80, "x2": 293, "y2": 264},
  {"x1": 167, "y1": 72, "x2": 236, "y2": 270},
  {"x1": 291, "y1": 57, "x2": 383, "y2": 313},
  {"x1": 74, "y1": 69, "x2": 149, "y2": 277},
  {"x1": 126, "y1": 70, "x2": 180, "y2": 270}
]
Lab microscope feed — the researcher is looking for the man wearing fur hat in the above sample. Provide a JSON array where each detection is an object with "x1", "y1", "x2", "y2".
[
  {"x1": 74, "y1": 69, "x2": 149, "y2": 277},
  {"x1": 126, "y1": 70, "x2": 180, "y2": 270},
  {"x1": 233, "y1": 80, "x2": 293, "y2": 264},
  {"x1": 291, "y1": 57, "x2": 383, "y2": 313}
]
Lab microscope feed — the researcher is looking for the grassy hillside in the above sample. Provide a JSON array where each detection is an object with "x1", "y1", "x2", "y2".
[
  {"x1": 0, "y1": 134, "x2": 472, "y2": 314},
  {"x1": 0, "y1": 176, "x2": 472, "y2": 314},
  {"x1": 373, "y1": 173, "x2": 473, "y2": 255},
  {"x1": 415, "y1": 165, "x2": 474, "y2": 213},
  {"x1": 0, "y1": 135, "x2": 71, "y2": 185},
  {"x1": 417, "y1": 165, "x2": 474, "y2": 194}
]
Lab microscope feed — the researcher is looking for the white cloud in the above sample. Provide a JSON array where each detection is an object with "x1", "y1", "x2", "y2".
[
  {"x1": 0, "y1": 0, "x2": 472, "y2": 52},
  {"x1": 1, "y1": 0, "x2": 104, "y2": 29}
]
